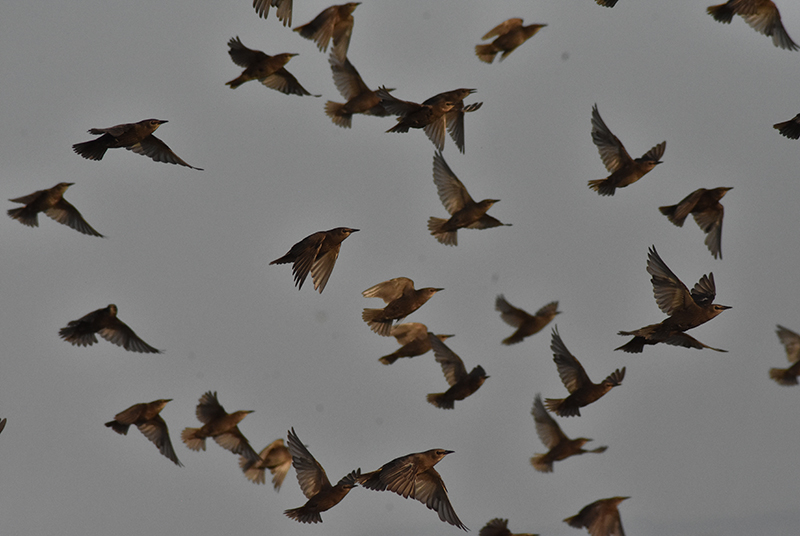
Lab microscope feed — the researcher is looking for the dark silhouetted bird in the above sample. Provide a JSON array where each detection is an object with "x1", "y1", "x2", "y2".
[
  {"x1": 379, "y1": 323, "x2": 453, "y2": 365},
  {"x1": 59, "y1": 304, "x2": 161, "y2": 354},
  {"x1": 284, "y1": 428, "x2": 360, "y2": 524},
  {"x1": 428, "y1": 151, "x2": 510, "y2": 246},
  {"x1": 659, "y1": 187, "x2": 732, "y2": 259},
  {"x1": 596, "y1": 0, "x2": 619, "y2": 6},
  {"x1": 225, "y1": 37, "x2": 319, "y2": 96},
  {"x1": 105, "y1": 399, "x2": 182, "y2": 467},
  {"x1": 239, "y1": 438, "x2": 293, "y2": 489},
  {"x1": 773, "y1": 113, "x2": 800, "y2": 138},
  {"x1": 475, "y1": 19, "x2": 547, "y2": 63},
  {"x1": 564, "y1": 496, "x2": 629, "y2": 536},
  {"x1": 325, "y1": 53, "x2": 392, "y2": 128},
  {"x1": 587, "y1": 104, "x2": 665, "y2": 196},
  {"x1": 530, "y1": 394, "x2": 606, "y2": 472},
  {"x1": 0, "y1": 418, "x2": 5, "y2": 434},
  {"x1": 8, "y1": 183, "x2": 103, "y2": 237},
  {"x1": 294, "y1": 3, "x2": 359, "y2": 61},
  {"x1": 545, "y1": 327, "x2": 625, "y2": 417},
  {"x1": 479, "y1": 518, "x2": 539, "y2": 536},
  {"x1": 770, "y1": 325, "x2": 800, "y2": 386},
  {"x1": 253, "y1": 0, "x2": 292, "y2": 26},
  {"x1": 707, "y1": 0, "x2": 798, "y2": 50},
  {"x1": 73, "y1": 119, "x2": 202, "y2": 170},
  {"x1": 270, "y1": 227, "x2": 358, "y2": 293},
  {"x1": 358, "y1": 448, "x2": 467, "y2": 530},
  {"x1": 362, "y1": 278, "x2": 443, "y2": 336},
  {"x1": 496, "y1": 295, "x2": 560, "y2": 345},
  {"x1": 427, "y1": 333, "x2": 489, "y2": 409},
  {"x1": 181, "y1": 391, "x2": 259, "y2": 462},
  {"x1": 616, "y1": 246, "x2": 730, "y2": 353}
]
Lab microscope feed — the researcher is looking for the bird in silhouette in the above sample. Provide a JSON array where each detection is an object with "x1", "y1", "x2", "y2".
[
  {"x1": 770, "y1": 325, "x2": 800, "y2": 386},
  {"x1": 595, "y1": 0, "x2": 619, "y2": 6},
  {"x1": 564, "y1": 496, "x2": 629, "y2": 536},
  {"x1": 379, "y1": 323, "x2": 453, "y2": 365},
  {"x1": 773, "y1": 113, "x2": 800, "y2": 138},
  {"x1": 105, "y1": 399, "x2": 182, "y2": 467},
  {"x1": 587, "y1": 104, "x2": 665, "y2": 196},
  {"x1": 325, "y1": 53, "x2": 392, "y2": 128},
  {"x1": 427, "y1": 333, "x2": 489, "y2": 409},
  {"x1": 252, "y1": 0, "x2": 292, "y2": 26},
  {"x1": 284, "y1": 427, "x2": 360, "y2": 524},
  {"x1": 181, "y1": 391, "x2": 259, "y2": 462},
  {"x1": 496, "y1": 295, "x2": 560, "y2": 345},
  {"x1": 707, "y1": 0, "x2": 798, "y2": 50},
  {"x1": 225, "y1": 36, "x2": 318, "y2": 96},
  {"x1": 8, "y1": 182, "x2": 103, "y2": 237},
  {"x1": 545, "y1": 327, "x2": 625, "y2": 417},
  {"x1": 59, "y1": 304, "x2": 161, "y2": 354},
  {"x1": 294, "y1": 3, "x2": 359, "y2": 61},
  {"x1": 73, "y1": 119, "x2": 202, "y2": 170},
  {"x1": 239, "y1": 438, "x2": 293, "y2": 489},
  {"x1": 0, "y1": 418, "x2": 6, "y2": 434},
  {"x1": 362, "y1": 277, "x2": 443, "y2": 336},
  {"x1": 270, "y1": 227, "x2": 358, "y2": 293},
  {"x1": 659, "y1": 187, "x2": 732, "y2": 259},
  {"x1": 475, "y1": 19, "x2": 547, "y2": 63},
  {"x1": 479, "y1": 518, "x2": 539, "y2": 536},
  {"x1": 358, "y1": 448, "x2": 467, "y2": 530},
  {"x1": 616, "y1": 246, "x2": 730, "y2": 353}
]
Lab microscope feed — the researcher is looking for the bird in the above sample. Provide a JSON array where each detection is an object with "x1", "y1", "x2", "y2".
[
  {"x1": 294, "y1": 3, "x2": 360, "y2": 61},
  {"x1": 428, "y1": 151, "x2": 510, "y2": 246},
  {"x1": 7, "y1": 182, "x2": 103, "y2": 237},
  {"x1": 105, "y1": 399, "x2": 182, "y2": 467},
  {"x1": 479, "y1": 518, "x2": 539, "y2": 536},
  {"x1": 707, "y1": 0, "x2": 798, "y2": 50},
  {"x1": 252, "y1": 0, "x2": 292, "y2": 26},
  {"x1": 181, "y1": 391, "x2": 259, "y2": 462},
  {"x1": 564, "y1": 496, "x2": 629, "y2": 536},
  {"x1": 773, "y1": 113, "x2": 800, "y2": 138},
  {"x1": 659, "y1": 187, "x2": 732, "y2": 259},
  {"x1": 0, "y1": 418, "x2": 6, "y2": 434},
  {"x1": 587, "y1": 104, "x2": 665, "y2": 196},
  {"x1": 225, "y1": 36, "x2": 319, "y2": 96},
  {"x1": 616, "y1": 246, "x2": 731, "y2": 353},
  {"x1": 427, "y1": 333, "x2": 489, "y2": 409},
  {"x1": 325, "y1": 53, "x2": 392, "y2": 128},
  {"x1": 595, "y1": 0, "x2": 619, "y2": 6},
  {"x1": 239, "y1": 438, "x2": 293, "y2": 489},
  {"x1": 475, "y1": 18, "x2": 547, "y2": 63},
  {"x1": 361, "y1": 277, "x2": 443, "y2": 336},
  {"x1": 770, "y1": 325, "x2": 800, "y2": 386},
  {"x1": 72, "y1": 119, "x2": 202, "y2": 170},
  {"x1": 379, "y1": 323, "x2": 453, "y2": 365},
  {"x1": 545, "y1": 327, "x2": 625, "y2": 417},
  {"x1": 357, "y1": 448, "x2": 467, "y2": 530},
  {"x1": 269, "y1": 227, "x2": 358, "y2": 293},
  {"x1": 530, "y1": 394, "x2": 607, "y2": 473},
  {"x1": 58, "y1": 304, "x2": 161, "y2": 354},
  {"x1": 283, "y1": 427, "x2": 360, "y2": 524},
  {"x1": 495, "y1": 295, "x2": 560, "y2": 345}
]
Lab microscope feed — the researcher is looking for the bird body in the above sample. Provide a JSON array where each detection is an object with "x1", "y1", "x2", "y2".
[
  {"x1": 181, "y1": 391, "x2": 258, "y2": 462},
  {"x1": 270, "y1": 227, "x2": 358, "y2": 293},
  {"x1": 770, "y1": 325, "x2": 800, "y2": 385},
  {"x1": 362, "y1": 277, "x2": 442, "y2": 336},
  {"x1": 294, "y1": 3, "x2": 359, "y2": 60},
  {"x1": 8, "y1": 182, "x2": 103, "y2": 237},
  {"x1": 225, "y1": 37, "x2": 318, "y2": 96},
  {"x1": 564, "y1": 496, "x2": 629, "y2": 536},
  {"x1": 379, "y1": 323, "x2": 453, "y2": 365},
  {"x1": 105, "y1": 399, "x2": 182, "y2": 466},
  {"x1": 496, "y1": 296, "x2": 559, "y2": 345},
  {"x1": 326, "y1": 54, "x2": 391, "y2": 128},
  {"x1": 427, "y1": 333, "x2": 489, "y2": 409},
  {"x1": 475, "y1": 18, "x2": 547, "y2": 63},
  {"x1": 707, "y1": 0, "x2": 798, "y2": 50},
  {"x1": 239, "y1": 438, "x2": 292, "y2": 489},
  {"x1": 659, "y1": 187, "x2": 732, "y2": 259},
  {"x1": 59, "y1": 304, "x2": 161, "y2": 354}
]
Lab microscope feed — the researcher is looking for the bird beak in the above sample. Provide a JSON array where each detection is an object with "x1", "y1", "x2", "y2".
[{"x1": 719, "y1": 305, "x2": 732, "y2": 310}]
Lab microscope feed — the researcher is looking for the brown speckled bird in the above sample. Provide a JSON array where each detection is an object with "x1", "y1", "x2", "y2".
[
  {"x1": 253, "y1": 0, "x2": 292, "y2": 26},
  {"x1": 294, "y1": 3, "x2": 360, "y2": 61},
  {"x1": 475, "y1": 18, "x2": 547, "y2": 63},
  {"x1": 362, "y1": 277, "x2": 443, "y2": 336},
  {"x1": 59, "y1": 304, "x2": 161, "y2": 354},
  {"x1": 773, "y1": 113, "x2": 800, "y2": 138},
  {"x1": 239, "y1": 438, "x2": 293, "y2": 489},
  {"x1": 496, "y1": 295, "x2": 560, "y2": 345},
  {"x1": 105, "y1": 399, "x2": 182, "y2": 467},
  {"x1": 225, "y1": 36, "x2": 319, "y2": 96},
  {"x1": 659, "y1": 187, "x2": 732, "y2": 259},
  {"x1": 379, "y1": 323, "x2": 453, "y2": 365},
  {"x1": 479, "y1": 518, "x2": 539, "y2": 536},
  {"x1": 181, "y1": 391, "x2": 259, "y2": 462},
  {"x1": 707, "y1": 0, "x2": 798, "y2": 50},
  {"x1": 8, "y1": 182, "x2": 103, "y2": 237},
  {"x1": 427, "y1": 333, "x2": 489, "y2": 409},
  {"x1": 564, "y1": 496, "x2": 629, "y2": 536},
  {"x1": 270, "y1": 227, "x2": 358, "y2": 293},
  {"x1": 770, "y1": 325, "x2": 800, "y2": 386},
  {"x1": 325, "y1": 53, "x2": 392, "y2": 128}
]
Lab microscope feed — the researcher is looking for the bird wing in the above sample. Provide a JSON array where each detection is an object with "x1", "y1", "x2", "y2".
[
  {"x1": 662, "y1": 332, "x2": 727, "y2": 352},
  {"x1": 665, "y1": 189, "x2": 704, "y2": 226},
  {"x1": 195, "y1": 391, "x2": 227, "y2": 424},
  {"x1": 111, "y1": 403, "x2": 145, "y2": 426},
  {"x1": 227, "y1": 36, "x2": 267, "y2": 68},
  {"x1": 639, "y1": 141, "x2": 666, "y2": 162},
  {"x1": 482, "y1": 18, "x2": 523, "y2": 40},
  {"x1": 433, "y1": 151, "x2": 473, "y2": 214},
  {"x1": 391, "y1": 322, "x2": 427, "y2": 345},
  {"x1": 645, "y1": 246, "x2": 694, "y2": 316},
  {"x1": 290, "y1": 233, "x2": 325, "y2": 290},
  {"x1": 429, "y1": 334, "x2": 468, "y2": 385},
  {"x1": 550, "y1": 327, "x2": 591, "y2": 393},
  {"x1": 776, "y1": 325, "x2": 800, "y2": 363},
  {"x1": 495, "y1": 295, "x2": 530, "y2": 328},
  {"x1": 310, "y1": 243, "x2": 341, "y2": 293},
  {"x1": 377, "y1": 88, "x2": 422, "y2": 116},
  {"x1": 329, "y1": 54, "x2": 370, "y2": 100},
  {"x1": 287, "y1": 427, "x2": 331, "y2": 498},
  {"x1": 89, "y1": 123, "x2": 134, "y2": 137},
  {"x1": 8, "y1": 190, "x2": 44, "y2": 205},
  {"x1": 692, "y1": 206, "x2": 724, "y2": 259},
  {"x1": 261, "y1": 69, "x2": 317, "y2": 97},
  {"x1": 466, "y1": 214, "x2": 507, "y2": 230},
  {"x1": 415, "y1": 468, "x2": 467, "y2": 530},
  {"x1": 591, "y1": 104, "x2": 633, "y2": 173},
  {"x1": 424, "y1": 117, "x2": 447, "y2": 152},
  {"x1": 214, "y1": 426, "x2": 259, "y2": 462},
  {"x1": 364, "y1": 455, "x2": 418, "y2": 497},
  {"x1": 479, "y1": 518, "x2": 511, "y2": 536},
  {"x1": 138, "y1": 416, "x2": 182, "y2": 466},
  {"x1": 738, "y1": 2, "x2": 799, "y2": 50},
  {"x1": 532, "y1": 394, "x2": 568, "y2": 448},
  {"x1": 689, "y1": 272, "x2": 717, "y2": 307},
  {"x1": 362, "y1": 277, "x2": 415, "y2": 302},
  {"x1": 97, "y1": 319, "x2": 160, "y2": 354},
  {"x1": 46, "y1": 199, "x2": 103, "y2": 237},
  {"x1": 535, "y1": 301, "x2": 559, "y2": 318},
  {"x1": 127, "y1": 135, "x2": 200, "y2": 170}
]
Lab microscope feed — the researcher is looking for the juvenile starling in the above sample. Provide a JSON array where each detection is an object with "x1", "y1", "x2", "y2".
[
  {"x1": 225, "y1": 36, "x2": 319, "y2": 96},
  {"x1": 253, "y1": 0, "x2": 292, "y2": 26},
  {"x1": 773, "y1": 113, "x2": 800, "y2": 138},
  {"x1": 269, "y1": 227, "x2": 358, "y2": 293},
  {"x1": 564, "y1": 496, "x2": 629, "y2": 536},
  {"x1": 294, "y1": 3, "x2": 360, "y2": 61},
  {"x1": 284, "y1": 428, "x2": 360, "y2": 524},
  {"x1": 326, "y1": 53, "x2": 392, "y2": 128},
  {"x1": 427, "y1": 333, "x2": 489, "y2": 409},
  {"x1": 8, "y1": 183, "x2": 103, "y2": 237},
  {"x1": 362, "y1": 277, "x2": 443, "y2": 336},
  {"x1": 181, "y1": 391, "x2": 259, "y2": 462},
  {"x1": 496, "y1": 295, "x2": 560, "y2": 345},
  {"x1": 379, "y1": 323, "x2": 453, "y2": 365},
  {"x1": 72, "y1": 119, "x2": 202, "y2": 170},
  {"x1": 587, "y1": 104, "x2": 665, "y2": 196},
  {"x1": 707, "y1": 0, "x2": 798, "y2": 50},
  {"x1": 105, "y1": 399, "x2": 182, "y2": 467},
  {"x1": 59, "y1": 304, "x2": 161, "y2": 354},
  {"x1": 616, "y1": 246, "x2": 730, "y2": 353},
  {"x1": 428, "y1": 151, "x2": 510, "y2": 246},
  {"x1": 545, "y1": 327, "x2": 625, "y2": 417},
  {"x1": 659, "y1": 187, "x2": 732, "y2": 259},
  {"x1": 479, "y1": 518, "x2": 539, "y2": 536},
  {"x1": 530, "y1": 394, "x2": 607, "y2": 472},
  {"x1": 358, "y1": 448, "x2": 467, "y2": 530},
  {"x1": 770, "y1": 325, "x2": 800, "y2": 386},
  {"x1": 239, "y1": 438, "x2": 293, "y2": 489},
  {"x1": 475, "y1": 19, "x2": 547, "y2": 63}
]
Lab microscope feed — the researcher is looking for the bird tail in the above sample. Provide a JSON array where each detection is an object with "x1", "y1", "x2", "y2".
[
  {"x1": 7, "y1": 207, "x2": 38, "y2": 227},
  {"x1": 427, "y1": 392, "x2": 454, "y2": 409},
  {"x1": 501, "y1": 333, "x2": 523, "y2": 346},
  {"x1": 614, "y1": 335, "x2": 646, "y2": 353},
  {"x1": 362, "y1": 309, "x2": 393, "y2": 336},
  {"x1": 707, "y1": 4, "x2": 734, "y2": 24},
  {"x1": 386, "y1": 120, "x2": 411, "y2": 134},
  {"x1": 72, "y1": 140, "x2": 109, "y2": 161},
  {"x1": 284, "y1": 506, "x2": 323, "y2": 524},
  {"x1": 325, "y1": 101, "x2": 352, "y2": 128},
  {"x1": 587, "y1": 178, "x2": 616, "y2": 196},
  {"x1": 605, "y1": 368, "x2": 626, "y2": 386},
  {"x1": 544, "y1": 397, "x2": 579, "y2": 417},
  {"x1": 181, "y1": 428, "x2": 206, "y2": 451},
  {"x1": 225, "y1": 76, "x2": 247, "y2": 89},
  {"x1": 769, "y1": 367, "x2": 799, "y2": 386},
  {"x1": 530, "y1": 454, "x2": 553, "y2": 473},
  {"x1": 658, "y1": 204, "x2": 686, "y2": 226},
  {"x1": 378, "y1": 352, "x2": 401, "y2": 365},
  {"x1": 428, "y1": 217, "x2": 458, "y2": 246},
  {"x1": 58, "y1": 325, "x2": 99, "y2": 347},
  {"x1": 474, "y1": 44, "x2": 498, "y2": 63},
  {"x1": 239, "y1": 456, "x2": 267, "y2": 484},
  {"x1": 104, "y1": 420, "x2": 130, "y2": 435}
]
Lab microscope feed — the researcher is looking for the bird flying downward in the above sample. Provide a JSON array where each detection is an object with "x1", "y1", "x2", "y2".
[
  {"x1": 564, "y1": 496, "x2": 629, "y2": 536},
  {"x1": 475, "y1": 18, "x2": 547, "y2": 63},
  {"x1": 427, "y1": 333, "x2": 489, "y2": 409},
  {"x1": 181, "y1": 391, "x2": 259, "y2": 462},
  {"x1": 659, "y1": 187, "x2": 732, "y2": 259},
  {"x1": 379, "y1": 323, "x2": 453, "y2": 365},
  {"x1": 252, "y1": 0, "x2": 292, "y2": 26},
  {"x1": 479, "y1": 517, "x2": 539, "y2": 536},
  {"x1": 496, "y1": 295, "x2": 560, "y2": 345},
  {"x1": 770, "y1": 325, "x2": 800, "y2": 386},
  {"x1": 707, "y1": 0, "x2": 798, "y2": 50},
  {"x1": 225, "y1": 36, "x2": 319, "y2": 96},
  {"x1": 59, "y1": 304, "x2": 161, "y2": 354},
  {"x1": 239, "y1": 438, "x2": 293, "y2": 489},
  {"x1": 8, "y1": 182, "x2": 103, "y2": 237},
  {"x1": 105, "y1": 399, "x2": 182, "y2": 467},
  {"x1": 294, "y1": 3, "x2": 360, "y2": 61},
  {"x1": 326, "y1": 53, "x2": 392, "y2": 128},
  {"x1": 362, "y1": 277, "x2": 443, "y2": 336},
  {"x1": 270, "y1": 227, "x2": 358, "y2": 293}
]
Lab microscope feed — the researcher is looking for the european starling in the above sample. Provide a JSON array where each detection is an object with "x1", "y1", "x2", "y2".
[
  {"x1": 616, "y1": 246, "x2": 730, "y2": 353},
  {"x1": 659, "y1": 187, "x2": 732, "y2": 259},
  {"x1": 545, "y1": 327, "x2": 625, "y2": 417},
  {"x1": 587, "y1": 104, "x2": 665, "y2": 196},
  {"x1": 239, "y1": 438, "x2": 293, "y2": 489},
  {"x1": 362, "y1": 277, "x2": 443, "y2": 336},
  {"x1": 496, "y1": 295, "x2": 560, "y2": 345},
  {"x1": 427, "y1": 333, "x2": 489, "y2": 409},
  {"x1": 253, "y1": 0, "x2": 292, "y2": 26},
  {"x1": 59, "y1": 304, "x2": 161, "y2": 354},
  {"x1": 773, "y1": 113, "x2": 800, "y2": 138},
  {"x1": 181, "y1": 391, "x2": 259, "y2": 462},
  {"x1": 8, "y1": 182, "x2": 103, "y2": 237},
  {"x1": 595, "y1": 0, "x2": 619, "y2": 6},
  {"x1": 225, "y1": 36, "x2": 319, "y2": 96},
  {"x1": 294, "y1": 3, "x2": 360, "y2": 61},
  {"x1": 428, "y1": 151, "x2": 510, "y2": 246},
  {"x1": 530, "y1": 394, "x2": 607, "y2": 472},
  {"x1": 72, "y1": 119, "x2": 202, "y2": 170},
  {"x1": 564, "y1": 496, "x2": 629, "y2": 536},
  {"x1": 284, "y1": 428, "x2": 360, "y2": 524},
  {"x1": 326, "y1": 53, "x2": 392, "y2": 128},
  {"x1": 358, "y1": 448, "x2": 467, "y2": 530},
  {"x1": 707, "y1": 0, "x2": 798, "y2": 50},
  {"x1": 105, "y1": 399, "x2": 182, "y2": 467},
  {"x1": 379, "y1": 323, "x2": 453, "y2": 365},
  {"x1": 770, "y1": 325, "x2": 800, "y2": 386},
  {"x1": 269, "y1": 227, "x2": 358, "y2": 293},
  {"x1": 475, "y1": 19, "x2": 547, "y2": 63},
  {"x1": 479, "y1": 518, "x2": 539, "y2": 536}
]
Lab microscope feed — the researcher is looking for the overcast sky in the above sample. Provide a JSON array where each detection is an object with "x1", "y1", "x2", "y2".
[{"x1": 1, "y1": 1, "x2": 799, "y2": 535}]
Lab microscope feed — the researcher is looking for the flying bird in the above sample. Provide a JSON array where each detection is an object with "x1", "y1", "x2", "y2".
[
  {"x1": 475, "y1": 18, "x2": 547, "y2": 63},
  {"x1": 659, "y1": 187, "x2": 732, "y2": 259},
  {"x1": 773, "y1": 113, "x2": 800, "y2": 138},
  {"x1": 7, "y1": 182, "x2": 103, "y2": 237},
  {"x1": 427, "y1": 333, "x2": 489, "y2": 409},
  {"x1": 362, "y1": 277, "x2": 443, "y2": 336},
  {"x1": 181, "y1": 391, "x2": 259, "y2": 462},
  {"x1": 379, "y1": 323, "x2": 453, "y2": 365},
  {"x1": 595, "y1": 0, "x2": 619, "y2": 6},
  {"x1": 479, "y1": 518, "x2": 539, "y2": 536},
  {"x1": 252, "y1": 0, "x2": 292, "y2": 26},
  {"x1": 59, "y1": 304, "x2": 161, "y2": 354},
  {"x1": 294, "y1": 3, "x2": 360, "y2": 61},
  {"x1": 770, "y1": 325, "x2": 800, "y2": 386},
  {"x1": 495, "y1": 295, "x2": 560, "y2": 345},
  {"x1": 707, "y1": 0, "x2": 798, "y2": 50},
  {"x1": 325, "y1": 53, "x2": 392, "y2": 128},
  {"x1": 239, "y1": 438, "x2": 293, "y2": 489},
  {"x1": 225, "y1": 36, "x2": 319, "y2": 96},
  {"x1": 269, "y1": 227, "x2": 358, "y2": 293},
  {"x1": 564, "y1": 496, "x2": 629, "y2": 536},
  {"x1": 105, "y1": 399, "x2": 182, "y2": 467}
]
